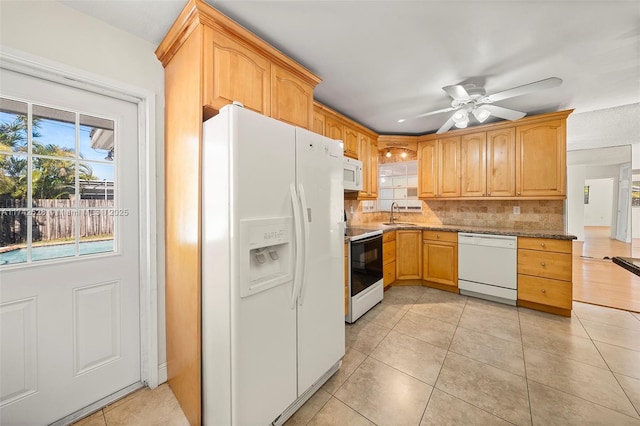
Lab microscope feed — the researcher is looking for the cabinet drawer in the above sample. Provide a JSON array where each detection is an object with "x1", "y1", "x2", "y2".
[
  {"x1": 518, "y1": 237, "x2": 571, "y2": 254},
  {"x1": 384, "y1": 261, "x2": 396, "y2": 287},
  {"x1": 518, "y1": 274, "x2": 572, "y2": 309},
  {"x1": 422, "y1": 230, "x2": 457, "y2": 243},
  {"x1": 383, "y1": 240, "x2": 396, "y2": 264},
  {"x1": 518, "y1": 249, "x2": 572, "y2": 281},
  {"x1": 383, "y1": 230, "x2": 396, "y2": 243}
]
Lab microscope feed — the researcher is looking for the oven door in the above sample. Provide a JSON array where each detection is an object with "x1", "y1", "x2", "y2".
[{"x1": 350, "y1": 235, "x2": 383, "y2": 297}]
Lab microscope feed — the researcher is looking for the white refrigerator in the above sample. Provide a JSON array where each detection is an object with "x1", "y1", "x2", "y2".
[{"x1": 202, "y1": 104, "x2": 345, "y2": 425}]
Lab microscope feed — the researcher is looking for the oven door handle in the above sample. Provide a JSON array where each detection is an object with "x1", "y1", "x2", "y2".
[{"x1": 351, "y1": 234, "x2": 381, "y2": 244}]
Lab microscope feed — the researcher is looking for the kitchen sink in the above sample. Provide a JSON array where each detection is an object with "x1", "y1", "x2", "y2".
[{"x1": 381, "y1": 222, "x2": 418, "y2": 227}]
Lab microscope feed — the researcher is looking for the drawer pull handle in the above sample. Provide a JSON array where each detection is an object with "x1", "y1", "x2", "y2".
[
  {"x1": 541, "y1": 262, "x2": 546, "y2": 267},
  {"x1": 541, "y1": 289, "x2": 546, "y2": 293},
  {"x1": 540, "y1": 242, "x2": 546, "y2": 247}
]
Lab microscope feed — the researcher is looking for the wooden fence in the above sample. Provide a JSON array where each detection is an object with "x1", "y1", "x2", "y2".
[{"x1": 0, "y1": 199, "x2": 115, "y2": 246}]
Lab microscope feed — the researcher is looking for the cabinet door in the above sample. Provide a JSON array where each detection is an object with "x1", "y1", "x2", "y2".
[
  {"x1": 460, "y1": 132, "x2": 486, "y2": 197},
  {"x1": 357, "y1": 133, "x2": 370, "y2": 198},
  {"x1": 438, "y1": 136, "x2": 461, "y2": 197},
  {"x1": 203, "y1": 28, "x2": 270, "y2": 114},
  {"x1": 418, "y1": 140, "x2": 437, "y2": 198},
  {"x1": 423, "y1": 240, "x2": 458, "y2": 287},
  {"x1": 516, "y1": 120, "x2": 566, "y2": 197},
  {"x1": 486, "y1": 128, "x2": 516, "y2": 197},
  {"x1": 369, "y1": 138, "x2": 378, "y2": 197},
  {"x1": 325, "y1": 116, "x2": 343, "y2": 141},
  {"x1": 396, "y1": 230, "x2": 422, "y2": 280},
  {"x1": 343, "y1": 126, "x2": 359, "y2": 159},
  {"x1": 312, "y1": 108, "x2": 325, "y2": 135},
  {"x1": 271, "y1": 65, "x2": 313, "y2": 129}
]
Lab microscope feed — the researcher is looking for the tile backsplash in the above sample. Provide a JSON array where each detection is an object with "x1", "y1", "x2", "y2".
[{"x1": 345, "y1": 199, "x2": 564, "y2": 230}]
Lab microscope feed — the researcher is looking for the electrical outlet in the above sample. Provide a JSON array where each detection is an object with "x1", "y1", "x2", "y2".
[
  {"x1": 513, "y1": 206, "x2": 520, "y2": 215},
  {"x1": 350, "y1": 205, "x2": 355, "y2": 214}
]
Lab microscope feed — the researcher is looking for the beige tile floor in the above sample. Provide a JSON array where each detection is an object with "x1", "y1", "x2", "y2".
[{"x1": 74, "y1": 286, "x2": 640, "y2": 426}]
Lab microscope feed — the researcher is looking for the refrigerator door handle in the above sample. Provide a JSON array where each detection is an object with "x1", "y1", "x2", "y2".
[
  {"x1": 290, "y1": 184, "x2": 303, "y2": 309},
  {"x1": 297, "y1": 184, "x2": 311, "y2": 305}
]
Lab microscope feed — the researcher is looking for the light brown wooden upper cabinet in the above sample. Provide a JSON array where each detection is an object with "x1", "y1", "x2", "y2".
[
  {"x1": 418, "y1": 137, "x2": 460, "y2": 198},
  {"x1": 325, "y1": 115, "x2": 343, "y2": 143},
  {"x1": 343, "y1": 126, "x2": 359, "y2": 159},
  {"x1": 312, "y1": 107, "x2": 325, "y2": 135},
  {"x1": 460, "y1": 129, "x2": 516, "y2": 197},
  {"x1": 356, "y1": 132, "x2": 378, "y2": 199},
  {"x1": 417, "y1": 110, "x2": 570, "y2": 200},
  {"x1": 203, "y1": 29, "x2": 271, "y2": 115},
  {"x1": 460, "y1": 132, "x2": 487, "y2": 197},
  {"x1": 516, "y1": 119, "x2": 566, "y2": 197},
  {"x1": 487, "y1": 128, "x2": 516, "y2": 197},
  {"x1": 418, "y1": 140, "x2": 437, "y2": 198},
  {"x1": 439, "y1": 136, "x2": 461, "y2": 197},
  {"x1": 271, "y1": 65, "x2": 313, "y2": 129}
]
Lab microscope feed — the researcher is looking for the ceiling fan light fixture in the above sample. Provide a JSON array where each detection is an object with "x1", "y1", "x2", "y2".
[
  {"x1": 472, "y1": 108, "x2": 491, "y2": 123},
  {"x1": 452, "y1": 109, "x2": 468, "y2": 124},
  {"x1": 455, "y1": 120, "x2": 468, "y2": 129}
]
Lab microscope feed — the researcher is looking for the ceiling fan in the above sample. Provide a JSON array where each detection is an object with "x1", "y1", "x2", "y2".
[{"x1": 399, "y1": 77, "x2": 563, "y2": 134}]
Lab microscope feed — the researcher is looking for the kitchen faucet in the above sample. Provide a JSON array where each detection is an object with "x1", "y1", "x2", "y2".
[{"x1": 389, "y1": 202, "x2": 400, "y2": 224}]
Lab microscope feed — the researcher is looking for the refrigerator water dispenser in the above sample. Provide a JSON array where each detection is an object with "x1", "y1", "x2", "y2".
[{"x1": 240, "y1": 218, "x2": 293, "y2": 298}]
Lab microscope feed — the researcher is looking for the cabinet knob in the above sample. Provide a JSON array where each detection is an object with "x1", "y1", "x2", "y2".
[
  {"x1": 541, "y1": 289, "x2": 546, "y2": 293},
  {"x1": 487, "y1": 192, "x2": 491, "y2": 196},
  {"x1": 517, "y1": 192, "x2": 521, "y2": 195},
  {"x1": 541, "y1": 262, "x2": 546, "y2": 267},
  {"x1": 437, "y1": 235, "x2": 440, "y2": 239},
  {"x1": 541, "y1": 242, "x2": 546, "y2": 247}
]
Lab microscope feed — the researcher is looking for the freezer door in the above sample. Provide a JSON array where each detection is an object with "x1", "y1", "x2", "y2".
[{"x1": 294, "y1": 127, "x2": 345, "y2": 394}]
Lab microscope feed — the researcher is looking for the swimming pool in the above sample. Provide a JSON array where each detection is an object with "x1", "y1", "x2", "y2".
[{"x1": 0, "y1": 240, "x2": 114, "y2": 265}]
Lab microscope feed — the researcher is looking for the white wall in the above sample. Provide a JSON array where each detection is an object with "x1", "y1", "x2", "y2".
[
  {"x1": 0, "y1": 0, "x2": 167, "y2": 375},
  {"x1": 567, "y1": 165, "x2": 587, "y2": 240},
  {"x1": 584, "y1": 178, "x2": 614, "y2": 226}
]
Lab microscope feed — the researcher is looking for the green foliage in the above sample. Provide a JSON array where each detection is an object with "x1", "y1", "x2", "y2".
[{"x1": 0, "y1": 114, "x2": 98, "y2": 201}]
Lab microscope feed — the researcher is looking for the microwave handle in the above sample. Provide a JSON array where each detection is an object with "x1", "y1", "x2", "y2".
[{"x1": 356, "y1": 165, "x2": 361, "y2": 186}]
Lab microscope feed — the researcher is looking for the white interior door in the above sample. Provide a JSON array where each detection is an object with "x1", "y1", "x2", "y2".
[{"x1": 0, "y1": 68, "x2": 141, "y2": 425}]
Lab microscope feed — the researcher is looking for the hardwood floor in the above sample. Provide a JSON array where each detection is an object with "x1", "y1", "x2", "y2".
[{"x1": 573, "y1": 226, "x2": 640, "y2": 313}]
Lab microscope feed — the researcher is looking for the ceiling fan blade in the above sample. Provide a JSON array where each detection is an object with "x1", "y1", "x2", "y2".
[
  {"x1": 436, "y1": 116, "x2": 456, "y2": 134},
  {"x1": 442, "y1": 85, "x2": 470, "y2": 101},
  {"x1": 482, "y1": 105, "x2": 526, "y2": 121},
  {"x1": 415, "y1": 106, "x2": 457, "y2": 119},
  {"x1": 398, "y1": 106, "x2": 457, "y2": 122},
  {"x1": 485, "y1": 77, "x2": 563, "y2": 103}
]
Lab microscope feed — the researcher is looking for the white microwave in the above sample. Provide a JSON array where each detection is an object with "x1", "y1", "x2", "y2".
[{"x1": 343, "y1": 157, "x2": 363, "y2": 192}]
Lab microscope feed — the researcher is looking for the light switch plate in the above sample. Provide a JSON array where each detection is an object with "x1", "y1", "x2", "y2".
[{"x1": 513, "y1": 206, "x2": 520, "y2": 215}]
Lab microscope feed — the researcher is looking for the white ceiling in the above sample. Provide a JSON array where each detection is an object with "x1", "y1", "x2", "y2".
[{"x1": 60, "y1": 0, "x2": 640, "y2": 135}]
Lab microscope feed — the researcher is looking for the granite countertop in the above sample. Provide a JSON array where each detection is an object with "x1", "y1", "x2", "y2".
[{"x1": 346, "y1": 223, "x2": 576, "y2": 240}]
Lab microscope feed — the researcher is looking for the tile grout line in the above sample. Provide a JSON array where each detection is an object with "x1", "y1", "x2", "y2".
[{"x1": 518, "y1": 307, "x2": 534, "y2": 426}]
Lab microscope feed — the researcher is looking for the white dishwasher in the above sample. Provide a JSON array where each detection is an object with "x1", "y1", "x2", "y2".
[{"x1": 458, "y1": 233, "x2": 517, "y2": 305}]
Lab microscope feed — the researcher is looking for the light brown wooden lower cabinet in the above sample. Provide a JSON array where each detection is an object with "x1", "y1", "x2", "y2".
[
  {"x1": 422, "y1": 231, "x2": 458, "y2": 293},
  {"x1": 517, "y1": 237, "x2": 573, "y2": 317},
  {"x1": 395, "y1": 230, "x2": 422, "y2": 281},
  {"x1": 383, "y1": 231, "x2": 396, "y2": 288}
]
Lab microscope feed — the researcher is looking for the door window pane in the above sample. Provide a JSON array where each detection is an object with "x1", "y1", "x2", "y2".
[
  {"x1": 79, "y1": 210, "x2": 114, "y2": 256},
  {"x1": 33, "y1": 105, "x2": 76, "y2": 154},
  {"x1": 0, "y1": 98, "x2": 118, "y2": 266}
]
